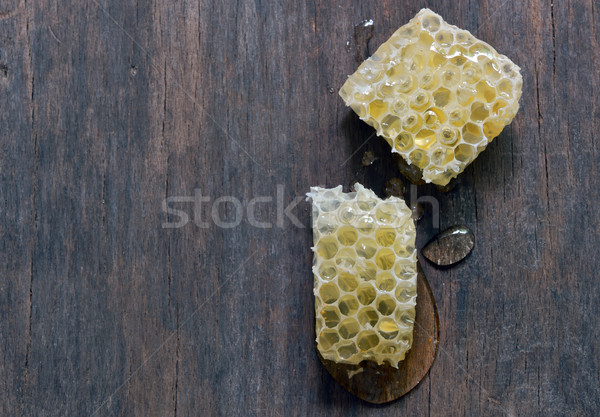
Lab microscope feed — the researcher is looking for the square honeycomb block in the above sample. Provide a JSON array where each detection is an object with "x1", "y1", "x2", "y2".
[
  {"x1": 308, "y1": 184, "x2": 417, "y2": 368},
  {"x1": 339, "y1": 8, "x2": 523, "y2": 186}
]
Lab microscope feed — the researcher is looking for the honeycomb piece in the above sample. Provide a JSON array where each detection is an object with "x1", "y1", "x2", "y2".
[
  {"x1": 308, "y1": 184, "x2": 417, "y2": 368},
  {"x1": 339, "y1": 8, "x2": 523, "y2": 186}
]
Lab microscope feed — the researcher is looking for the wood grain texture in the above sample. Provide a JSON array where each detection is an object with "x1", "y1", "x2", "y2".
[
  {"x1": 0, "y1": 0, "x2": 598, "y2": 416},
  {"x1": 318, "y1": 263, "x2": 439, "y2": 404}
]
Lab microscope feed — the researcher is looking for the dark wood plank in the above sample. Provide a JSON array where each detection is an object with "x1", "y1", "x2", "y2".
[
  {"x1": 0, "y1": 0, "x2": 598, "y2": 416},
  {"x1": 0, "y1": 1, "x2": 36, "y2": 415}
]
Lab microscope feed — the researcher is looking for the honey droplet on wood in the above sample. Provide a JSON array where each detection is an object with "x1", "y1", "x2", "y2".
[
  {"x1": 410, "y1": 203, "x2": 424, "y2": 222},
  {"x1": 384, "y1": 177, "x2": 405, "y2": 198},
  {"x1": 421, "y1": 225, "x2": 474, "y2": 266},
  {"x1": 361, "y1": 150, "x2": 376, "y2": 166}
]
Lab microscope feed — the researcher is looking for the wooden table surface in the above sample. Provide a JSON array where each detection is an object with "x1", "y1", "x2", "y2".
[{"x1": 1, "y1": 0, "x2": 599, "y2": 415}]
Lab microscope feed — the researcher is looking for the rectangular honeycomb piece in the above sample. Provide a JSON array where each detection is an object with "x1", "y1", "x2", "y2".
[
  {"x1": 339, "y1": 8, "x2": 523, "y2": 186},
  {"x1": 307, "y1": 184, "x2": 417, "y2": 368}
]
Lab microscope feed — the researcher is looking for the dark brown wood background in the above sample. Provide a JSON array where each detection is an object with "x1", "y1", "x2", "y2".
[{"x1": 1, "y1": 0, "x2": 598, "y2": 415}]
